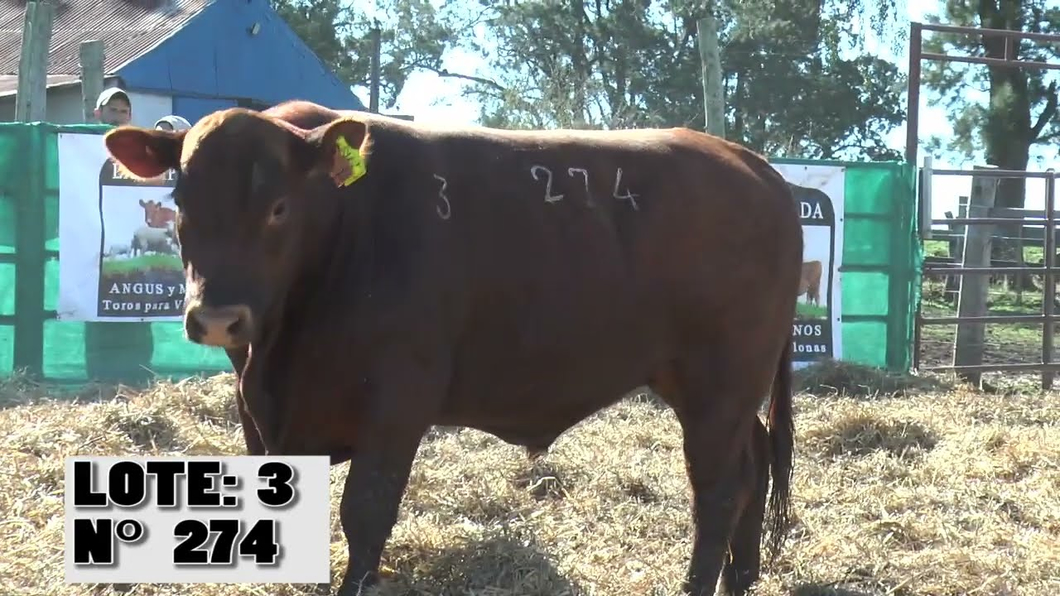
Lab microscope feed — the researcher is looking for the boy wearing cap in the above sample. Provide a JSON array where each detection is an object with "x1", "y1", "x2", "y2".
[{"x1": 94, "y1": 88, "x2": 132, "y2": 126}]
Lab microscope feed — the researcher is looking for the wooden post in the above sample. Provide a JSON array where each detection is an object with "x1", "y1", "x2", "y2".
[
  {"x1": 953, "y1": 165, "x2": 999, "y2": 387},
  {"x1": 1042, "y1": 170, "x2": 1056, "y2": 391},
  {"x1": 15, "y1": 1, "x2": 54, "y2": 122},
  {"x1": 79, "y1": 40, "x2": 104, "y2": 122},
  {"x1": 921, "y1": 155, "x2": 934, "y2": 239},
  {"x1": 369, "y1": 21, "x2": 381, "y2": 113},
  {"x1": 944, "y1": 195, "x2": 969, "y2": 300},
  {"x1": 77, "y1": 43, "x2": 155, "y2": 386},
  {"x1": 951, "y1": 195, "x2": 969, "y2": 262},
  {"x1": 697, "y1": 12, "x2": 724, "y2": 138},
  {"x1": 10, "y1": 1, "x2": 53, "y2": 378}
]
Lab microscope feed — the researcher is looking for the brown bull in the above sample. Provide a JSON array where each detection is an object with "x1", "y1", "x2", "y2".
[
  {"x1": 138, "y1": 198, "x2": 176, "y2": 229},
  {"x1": 102, "y1": 100, "x2": 802, "y2": 596},
  {"x1": 799, "y1": 260, "x2": 823, "y2": 306}
]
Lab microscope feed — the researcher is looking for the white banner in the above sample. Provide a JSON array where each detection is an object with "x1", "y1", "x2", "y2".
[
  {"x1": 58, "y1": 133, "x2": 184, "y2": 322},
  {"x1": 770, "y1": 163, "x2": 845, "y2": 367},
  {"x1": 56, "y1": 133, "x2": 847, "y2": 359}
]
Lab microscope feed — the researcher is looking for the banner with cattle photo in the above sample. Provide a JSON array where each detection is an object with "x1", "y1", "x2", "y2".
[
  {"x1": 57, "y1": 133, "x2": 184, "y2": 322},
  {"x1": 770, "y1": 163, "x2": 845, "y2": 367}
]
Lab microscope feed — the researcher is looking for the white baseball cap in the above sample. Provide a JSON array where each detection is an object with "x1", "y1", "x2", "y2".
[
  {"x1": 154, "y1": 115, "x2": 192, "y2": 131},
  {"x1": 95, "y1": 87, "x2": 130, "y2": 109}
]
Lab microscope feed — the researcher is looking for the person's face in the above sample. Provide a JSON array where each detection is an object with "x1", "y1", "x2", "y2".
[{"x1": 97, "y1": 97, "x2": 131, "y2": 126}]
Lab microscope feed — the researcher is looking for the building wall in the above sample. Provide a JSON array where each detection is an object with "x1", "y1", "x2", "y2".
[
  {"x1": 42, "y1": 86, "x2": 83, "y2": 123},
  {"x1": 0, "y1": 87, "x2": 172, "y2": 127},
  {"x1": 0, "y1": 86, "x2": 87, "y2": 124},
  {"x1": 116, "y1": 0, "x2": 365, "y2": 120},
  {"x1": 127, "y1": 91, "x2": 174, "y2": 128}
]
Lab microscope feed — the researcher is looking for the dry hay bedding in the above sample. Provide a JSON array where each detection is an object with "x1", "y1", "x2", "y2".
[{"x1": 1, "y1": 366, "x2": 1059, "y2": 596}]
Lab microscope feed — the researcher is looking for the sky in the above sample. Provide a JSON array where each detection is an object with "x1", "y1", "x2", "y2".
[{"x1": 348, "y1": 1, "x2": 1058, "y2": 225}]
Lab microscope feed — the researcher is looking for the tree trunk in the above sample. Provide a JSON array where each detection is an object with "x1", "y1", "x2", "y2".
[
  {"x1": 570, "y1": 0, "x2": 589, "y2": 127},
  {"x1": 980, "y1": 0, "x2": 1035, "y2": 288}
]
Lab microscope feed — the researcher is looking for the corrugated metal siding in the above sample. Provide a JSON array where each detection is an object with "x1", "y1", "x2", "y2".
[
  {"x1": 0, "y1": 0, "x2": 363, "y2": 115},
  {"x1": 0, "y1": 74, "x2": 78, "y2": 95},
  {"x1": 0, "y1": 0, "x2": 211, "y2": 76}
]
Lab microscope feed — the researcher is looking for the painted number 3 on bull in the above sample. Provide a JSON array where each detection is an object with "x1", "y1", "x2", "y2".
[{"x1": 63, "y1": 455, "x2": 331, "y2": 585}]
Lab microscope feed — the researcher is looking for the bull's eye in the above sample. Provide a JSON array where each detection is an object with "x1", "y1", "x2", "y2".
[{"x1": 268, "y1": 199, "x2": 288, "y2": 225}]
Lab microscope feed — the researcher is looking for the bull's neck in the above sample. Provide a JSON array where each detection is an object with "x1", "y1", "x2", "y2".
[{"x1": 290, "y1": 177, "x2": 375, "y2": 315}]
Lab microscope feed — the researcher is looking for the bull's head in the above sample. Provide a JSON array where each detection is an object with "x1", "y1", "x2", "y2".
[{"x1": 104, "y1": 109, "x2": 372, "y2": 348}]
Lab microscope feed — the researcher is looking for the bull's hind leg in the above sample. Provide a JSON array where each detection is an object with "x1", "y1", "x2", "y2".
[
  {"x1": 678, "y1": 409, "x2": 758, "y2": 596},
  {"x1": 719, "y1": 417, "x2": 770, "y2": 596},
  {"x1": 652, "y1": 344, "x2": 777, "y2": 596}
]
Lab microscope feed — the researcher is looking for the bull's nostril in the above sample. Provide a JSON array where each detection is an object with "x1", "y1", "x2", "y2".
[{"x1": 183, "y1": 305, "x2": 252, "y2": 346}]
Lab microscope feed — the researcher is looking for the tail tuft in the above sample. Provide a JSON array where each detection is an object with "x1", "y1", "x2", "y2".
[{"x1": 764, "y1": 337, "x2": 795, "y2": 564}]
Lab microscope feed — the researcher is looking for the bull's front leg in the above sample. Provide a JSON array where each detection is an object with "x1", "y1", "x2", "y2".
[
  {"x1": 335, "y1": 436, "x2": 422, "y2": 595},
  {"x1": 334, "y1": 344, "x2": 442, "y2": 596}
]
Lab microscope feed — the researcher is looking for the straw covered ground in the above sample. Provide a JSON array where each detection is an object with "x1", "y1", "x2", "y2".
[{"x1": 1, "y1": 362, "x2": 1059, "y2": 596}]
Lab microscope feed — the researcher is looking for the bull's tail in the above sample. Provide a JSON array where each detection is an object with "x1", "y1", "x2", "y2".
[{"x1": 764, "y1": 336, "x2": 795, "y2": 563}]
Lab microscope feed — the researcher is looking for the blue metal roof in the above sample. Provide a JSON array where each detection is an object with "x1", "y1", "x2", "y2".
[{"x1": 112, "y1": 0, "x2": 364, "y2": 112}]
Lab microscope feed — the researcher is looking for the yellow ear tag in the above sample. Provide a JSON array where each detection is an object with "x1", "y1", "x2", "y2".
[{"x1": 334, "y1": 135, "x2": 367, "y2": 187}]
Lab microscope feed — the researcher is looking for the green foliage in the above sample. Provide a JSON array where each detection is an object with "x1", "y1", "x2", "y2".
[
  {"x1": 270, "y1": 0, "x2": 456, "y2": 108},
  {"x1": 469, "y1": 0, "x2": 907, "y2": 160},
  {"x1": 271, "y1": 0, "x2": 910, "y2": 160}
]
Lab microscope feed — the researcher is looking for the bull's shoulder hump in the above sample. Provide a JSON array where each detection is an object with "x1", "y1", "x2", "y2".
[
  {"x1": 431, "y1": 125, "x2": 693, "y2": 145},
  {"x1": 363, "y1": 122, "x2": 767, "y2": 176},
  {"x1": 360, "y1": 118, "x2": 687, "y2": 143}
]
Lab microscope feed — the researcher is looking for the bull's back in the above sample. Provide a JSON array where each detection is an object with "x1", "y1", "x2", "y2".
[
  {"x1": 411, "y1": 126, "x2": 801, "y2": 416},
  {"x1": 429, "y1": 126, "x2": 798, "y2": 305}
]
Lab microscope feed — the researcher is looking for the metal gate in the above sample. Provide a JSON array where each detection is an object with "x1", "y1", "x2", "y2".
[{"x1": 907, "y1": 22, "x2": 1060, "y2": 388}]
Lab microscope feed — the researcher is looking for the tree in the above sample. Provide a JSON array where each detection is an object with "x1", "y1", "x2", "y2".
[
  {"x1": 271, "y1": 0, "x2": 909, "y2": 161},
  {"x1": 466, "y1": 0, "x2": 908, "y2": 161},
  {"x1": 924, "y1": 1, "x2": 1060, "y2": 170},
  {"x1": 922, "y1": 0, "x2": 1060, "y2": 265},
  {"x1": 713, "y1": 0, "x2": 908, "y2": 159},
  {"x1": 270, "y1": 0, "x2": 459, "y2": 109}
]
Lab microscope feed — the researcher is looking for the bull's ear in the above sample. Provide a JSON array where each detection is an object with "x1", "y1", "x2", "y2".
[
  {"x1": 104, "y1": 127, "x2": 186, "y2": 180},
  {"x1": 301, "y1": 118, "x2": 370, "y2": 187}
]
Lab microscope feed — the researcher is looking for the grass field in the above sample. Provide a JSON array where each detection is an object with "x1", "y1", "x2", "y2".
[
  {"x1": 1, "y1": 362, "x2": 1058, "y2": 596},
  {"x1": 796, "y1": 302, "x2": 828, "y2": 319},
  {"x1": 102, "y1": 253, "x2": 182, "y2": 275}
]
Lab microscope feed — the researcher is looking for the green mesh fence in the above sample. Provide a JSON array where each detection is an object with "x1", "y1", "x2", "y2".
[
  {"x1": 0, "y1": 125, "x2": 921, "y2": 384},
  {"x1": 0, "y1": 123, "x2": 230, "y2": 384}
]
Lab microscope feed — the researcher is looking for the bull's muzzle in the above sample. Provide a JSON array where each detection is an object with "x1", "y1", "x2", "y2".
[{"x1": 184, "y1": 303, "x2": 254, "y2": 348}]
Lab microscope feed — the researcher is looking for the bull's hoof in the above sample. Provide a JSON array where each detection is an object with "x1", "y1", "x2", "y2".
[
  {"x1": 681, "y1": 578, "x2": 713, "y2": 596},
  {"x1": 336, "y1": 570, "x2": 379, "y2": 596},
  {"x1": 111, "y1": 584, "x2": 135, "y2": 593},
  {"x1": 525, "y1": 446, "x2": 548, "y2": 460}
]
